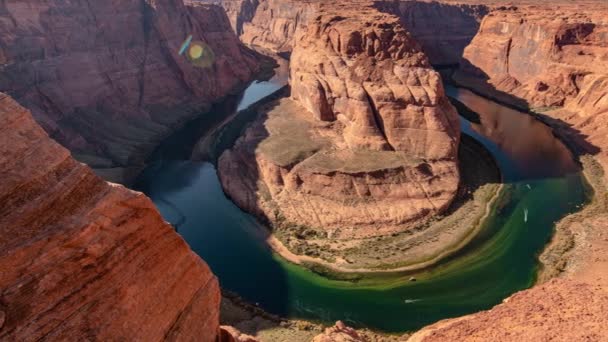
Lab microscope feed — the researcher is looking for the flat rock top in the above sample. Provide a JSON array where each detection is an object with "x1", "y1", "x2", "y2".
[{"x1": 256, "y1": 97, "x2": 418, "y2": 173}]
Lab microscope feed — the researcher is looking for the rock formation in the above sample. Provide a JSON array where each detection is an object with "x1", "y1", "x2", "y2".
[
  {"x1": 0, "y1": 93, "x2": 221, "y2": 340},
  {"x1": 454, "y1": 5, "x2": 608, "y2": 110},
  {"x1": 409, "y1": 278, "x2": 608, "y2": 341},
  {"x1": 410, "y1": 2, "x2": 608, "y2": 340},
  {"x1": 230, "y1": 0, "x2": 318, "y2": 52},
  {"x1": 375, "y1": 0, "x2": 490, "y2": 66},
  {"x1": 219, "y1": 1, "x2": 460, "y2": 240},
  {"x1": 312, "y1": 321, "x2": 365, "y2": 342},
  {"x1": 0, "y1": 0, "x2": 261, "y2": 184}
]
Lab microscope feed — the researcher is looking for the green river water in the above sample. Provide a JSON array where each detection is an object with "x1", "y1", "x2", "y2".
[{"x1": 135, "y1": 70, "x2": 589, "y2": 332}]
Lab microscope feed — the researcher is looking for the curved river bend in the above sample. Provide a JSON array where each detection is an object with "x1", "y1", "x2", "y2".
[{"x1": 135, "y1": 68, "x2": 589, "y2": 332}]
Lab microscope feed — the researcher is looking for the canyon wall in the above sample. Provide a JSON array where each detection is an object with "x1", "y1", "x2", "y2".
[
  {"x1": 0, "y1": 93, "x2": 224, "y2": 340},
  {"x1": 375, "y1": 0, "x2": 489, "y2": 66},
  {"x1": 410, "y1": 2, "x2": 608, "y2": 341},
  {"x1": 233, "y1": 0, "x2": 318, "y2": 52},
  {"x1": 219, "y1": 1, "x2": 460, "y2": 239},
  {"x1": 453, "y1": 4, "x2": 608, "y2": 176},
  {"x1": 0, "y1": 0, "x2": 261, "y2": 184},
  {"x1": 454, "y1": 6, "x2": 608, "y2": 109}
]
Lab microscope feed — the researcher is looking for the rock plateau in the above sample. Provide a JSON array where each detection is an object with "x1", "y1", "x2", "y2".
[{"x1": 219, "y1": 1, "x2": 461, "y2": 240}]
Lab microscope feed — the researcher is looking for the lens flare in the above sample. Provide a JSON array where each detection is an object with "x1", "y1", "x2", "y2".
[
  {"x1": 178, "y1": 35, "x2": 193, "y2": 55},
  {"x1": 186, "y1": 41, "x2": 215, "y2": 68}
]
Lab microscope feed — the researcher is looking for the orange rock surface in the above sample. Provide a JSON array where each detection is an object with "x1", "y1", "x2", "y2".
[
  {"x1": 219, "y1": 1, "x2": 460, "y2": 239},
  {"x1": 0, "y1": 0, "x2": 261, "y2": 184},
  {"x1": 0, "y1": 93, "x2": 221, "y2": 341},
  {"x1": 410, "y1": 1, "x2": 608, "y2": 341}
]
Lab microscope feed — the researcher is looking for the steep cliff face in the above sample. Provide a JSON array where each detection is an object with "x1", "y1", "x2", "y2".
[
  {"x1": 0, "y1": 0, "x2": 260, "y2": 184},
  {"x1": 219, "y1": 2, "x2": 460, "y2": 239},
  {"x1": 409, "y1": 3, "x2": 608, "y2": 341},
  {"x1": 454, "y1": 7, "x2": 608, "y2": 109},
  {"x1": 238, "y1": 0, "x2": 318, "y2": 52},
  {"x1": 0, "y1": 93, "x2": 221, "y2": 341},
  {"x1": 453, "y1": 4, "x2": 608, "y2": 175},
  {"x1": 375, "y1": 0, "x2": 489, "y2": 66}
]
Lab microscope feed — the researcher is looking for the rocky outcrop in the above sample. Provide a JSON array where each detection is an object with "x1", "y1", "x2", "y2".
[
  {"x1": 409, "y1": 279, "x2": 608, "y2": 342},
  {"x1": 0, "y1": 93, "x2": 221, "y2": 340},
  {"x1": 454, "y1": 6, "x2": 608, "y2": 110},
  {"x1": 410, "y1": 2, "x2": 608, "y2": 341},
  {"x1": 0, "y1": 0, "x2": 260, "y2": 184},
  {"x1": 312, "y1": 321, "x2": 365, "y2": 342},
  {"x1": 208, "y1": 0, "x2": 261, "y2": 36},
  {"x1": 375, "y1": 0, "x2": 489, "y2": 66},
  {"x1": 452, "y1": 3, "x2": 608, "y2": 177},
  {"x1": 219, "y1": 2, "x2": 460, "y2": 239},
  {"x1": 237, "y1": 0, "x2": 317, "y2": 52}
]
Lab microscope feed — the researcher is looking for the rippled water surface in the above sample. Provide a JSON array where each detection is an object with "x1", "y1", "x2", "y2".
[{"x1": 135, "y1": 76, "x2": 589, "y2": 332}]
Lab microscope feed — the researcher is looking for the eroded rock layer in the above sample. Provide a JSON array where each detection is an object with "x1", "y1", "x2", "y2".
[
  {"x1": 220, "y1": 2, "x2": 460, "y2": 239},
  {"x1": 0, "y1": 0, "x2": 260, "y2": 184},
  {"x1": 375, "y1": 0, "x2": 490, "y2": 66},
  {"x1": 238, "y1": 0, "x2": 318, "y2": 52},
  {"x1": 454, "y1": 6, "x2": 608, "y2": 110},
  {"x1": 410, "y1": 2, "x2": 608, "y2": 341},
  {"x1": 0, "y1": 93, "x2": 221, "y2": 341}
]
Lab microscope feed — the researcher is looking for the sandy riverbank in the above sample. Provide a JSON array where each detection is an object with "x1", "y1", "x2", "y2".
[{"x1": 253, "y1": 135, "x2": 504, "y2": 276}]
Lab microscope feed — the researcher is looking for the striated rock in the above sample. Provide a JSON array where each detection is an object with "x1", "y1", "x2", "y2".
[
  {"x1": 375, "y1": 0, "x2": 490, "y2": 66},
  {"x1": 408, "y1": 279, "x2": 608, "y2": 342},
  {"x1": 0, "y1": 93, "x2": 221, "y2": 340},
  {"x1": 238, "y1": 0, "x2": 318, "y2": 52},
  {"x1": 208, "y1": 0, "x2": 261, "y2": 36},
  {"x1": 0, "y1": 0, "x2": 260, "y2": 184},
  {"x1": 454, "y1": 6, "x2": 608, "y2": 110},
  {"x1": 409, "y1": 2, "x2": 608, "y2": 341},
  {"x1": 219, "y1": 2, "x2": 460, "y2": 240}
]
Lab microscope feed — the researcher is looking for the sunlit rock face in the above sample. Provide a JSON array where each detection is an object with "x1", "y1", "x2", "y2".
[
  {"x1": 452, "y1": 4, "x2": 608, "y2": 176},
  {"x1": 218, "y1": 0, "x2": 318, "y2": 52},
  {"x1": 0, "y1": 0, "x2": 260, "y2": 184},
  {"x1": 454, "y1": 6, "x2": 608, "y2": 110},
  {"x1": 0, "y1": 93, "x2": 221, "y2": 341},
  {"x1": 219, "y1": 1, "x2": 460, "y2": 239}
]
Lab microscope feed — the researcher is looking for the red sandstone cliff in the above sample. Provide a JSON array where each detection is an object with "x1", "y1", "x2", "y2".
[
  {"x1": 0, "y1": 0, "x2": 260, "y2": 184},
  {"x1": 0, "y1": 93, "x2": 221, "y2": 340},
  {"x1": 219, "y1": 2, "x2": 460, "y2": 240},
  {"x1": 410, "y1": 2, "x2": 608, "y2": 341},
  {"x1": 375, "y1": 0, "x2": 489, "y2": 66},
  {"x1": 236, "y1": 0, "x2": 318, "y2": 52},
  {"x1": 454, "y1": 6, "x2": 608, "y2": 109}
]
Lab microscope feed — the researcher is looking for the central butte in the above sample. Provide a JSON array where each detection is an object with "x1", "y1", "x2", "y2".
[{"x1": 219, "y1": 2, "x2": 461, "y2": 254}]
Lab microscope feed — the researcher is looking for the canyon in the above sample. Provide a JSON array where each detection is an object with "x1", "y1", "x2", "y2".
[
  {"x1": 0, "y1": 0, "x2": 261, "y2": 184},
  {"x1": 219, "y1": 1, "x2": 462, "y2": 245},
  {"x1": 1, "y1": 0, "x2": 608, "y2": 341},
  {"x1": 215, "y1": 0, "x2": 608, "y2": 339}
]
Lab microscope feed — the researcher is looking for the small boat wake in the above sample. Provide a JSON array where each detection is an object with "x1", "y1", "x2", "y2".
[
  {"x1": 403, "y1": 299, "x2": 421, "y2": 304},
  {"x1": 524, "y1": 208, "x2": 529, "y2": 223}
]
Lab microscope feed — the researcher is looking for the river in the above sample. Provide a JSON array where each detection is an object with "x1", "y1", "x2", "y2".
[{"x1": 134, "y1": 66, "x2": 589, "y2": 332}]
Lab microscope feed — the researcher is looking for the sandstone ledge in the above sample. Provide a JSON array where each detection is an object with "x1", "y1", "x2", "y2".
[{"x1": 0, "y1": 93, "x2": 221, "y2": 340}]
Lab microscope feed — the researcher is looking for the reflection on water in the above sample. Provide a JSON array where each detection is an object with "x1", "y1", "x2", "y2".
[
  {"x1": 135, "y1": 77, "x2": 589, "y2": 332},
  {"x1": 445, "y1": 85, "x2": 580, "y2": 181}
]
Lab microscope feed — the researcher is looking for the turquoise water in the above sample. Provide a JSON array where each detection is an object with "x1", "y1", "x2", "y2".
[{"x1": 135, "y1": 79, "x2": 589, "y2": 332}]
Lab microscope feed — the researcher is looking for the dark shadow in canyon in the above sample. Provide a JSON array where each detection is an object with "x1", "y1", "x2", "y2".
[
  {"x1": 374, "y1": 0, "x2": 490, "y2": 67},
  {"x1": 446, "y1": 63, "x2": 602, "y2": 166},
  {"x1": 133, "y1": 86, "x2": 293, "y2": 326}
]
